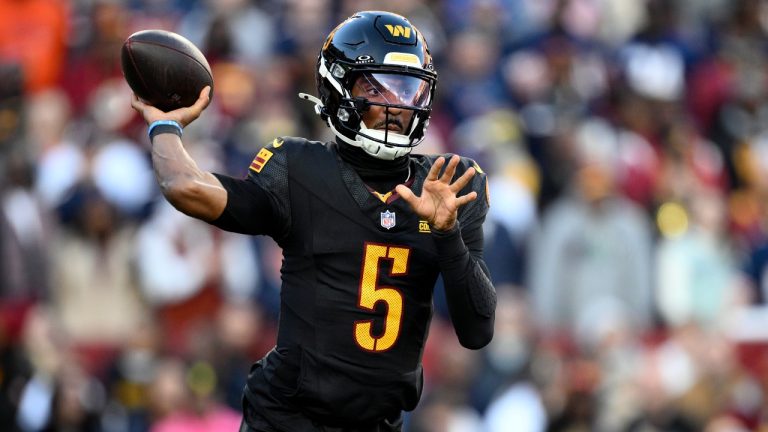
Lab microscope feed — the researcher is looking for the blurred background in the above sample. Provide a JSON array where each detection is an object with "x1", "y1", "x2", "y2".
[{"x1": 3, "y1": 0, "x2": 768, "y2": 430}]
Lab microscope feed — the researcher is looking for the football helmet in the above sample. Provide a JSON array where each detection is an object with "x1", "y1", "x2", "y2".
[{"x1": 300, "y1": 11, "x2": 437, "y2": 160}]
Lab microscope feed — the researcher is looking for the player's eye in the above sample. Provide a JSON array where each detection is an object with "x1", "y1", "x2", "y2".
[{"x1": 355, "y1": 82, "x2": 383, "y2": 99}]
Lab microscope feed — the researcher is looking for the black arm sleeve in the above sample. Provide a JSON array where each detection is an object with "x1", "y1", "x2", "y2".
[
  {"x1": 209, "y1": 174, "x2": 279, "y2": 236},
  {"x1": 433, "y1": 221, "x2": 496, "y2": 350}
]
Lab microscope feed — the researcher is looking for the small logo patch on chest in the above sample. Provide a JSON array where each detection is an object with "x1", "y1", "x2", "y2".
[
  {"x1": 380, "y1": 210, "x2": 396, "y2": 229},
  {"x1": 418, "y1": 220, "x2": 431, "y2": 233}
]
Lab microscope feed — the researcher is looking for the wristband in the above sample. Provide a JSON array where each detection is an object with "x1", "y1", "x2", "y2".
[{"x1": 148, "y1": 120, "x2": 183, "y2": 140}]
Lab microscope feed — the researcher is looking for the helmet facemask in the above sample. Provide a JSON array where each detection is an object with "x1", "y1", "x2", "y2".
[{"x1": 329, "y1": 68, "x2": 433, "y2": 159}]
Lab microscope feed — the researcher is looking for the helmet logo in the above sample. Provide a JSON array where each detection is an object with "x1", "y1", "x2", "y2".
[
  {"x1": 384, "y1": 24, "x2": 411, "y2": 38},
  {"x1": 356, "y1": 55, "x2": 374, "y2": 64}
]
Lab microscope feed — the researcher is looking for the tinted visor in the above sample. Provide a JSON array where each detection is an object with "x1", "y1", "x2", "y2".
[{"x1": 354, "y1": 73, "x2": 432, "y2": 108}]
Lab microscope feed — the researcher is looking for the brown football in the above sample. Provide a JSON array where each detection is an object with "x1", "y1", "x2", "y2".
[{"x1": 121, "y1": 29, "x2": 213, "y2": 112}]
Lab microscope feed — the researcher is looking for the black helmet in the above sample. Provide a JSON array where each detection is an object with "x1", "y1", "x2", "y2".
[{"x1": 301, "y1": 11, "x2": 437, "y2": 160}]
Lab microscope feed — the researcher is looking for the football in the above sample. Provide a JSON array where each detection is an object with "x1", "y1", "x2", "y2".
[{"x1": 121, "y1": 29, "x2": 213, "y2": 112}]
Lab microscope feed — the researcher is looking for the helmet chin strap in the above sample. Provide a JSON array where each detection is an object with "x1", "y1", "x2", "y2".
[
  {"x1": 358, "y1": 128, "x2": 412, "y2": 159},
  {"x1": 328, "y1": 116, "x2": 412, "y2": 160}
]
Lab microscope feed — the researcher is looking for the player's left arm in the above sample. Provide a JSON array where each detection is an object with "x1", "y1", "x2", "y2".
[{"x1": 396, "y1": 155, "x2": 496, "y2": 349}]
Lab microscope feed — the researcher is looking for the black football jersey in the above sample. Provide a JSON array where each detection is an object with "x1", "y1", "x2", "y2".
[{"x1": 213, "y1": 137, "x2": 489, "y2": 426}]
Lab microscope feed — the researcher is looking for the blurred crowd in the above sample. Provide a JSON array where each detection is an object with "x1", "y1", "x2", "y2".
[{"x1": 3, "y1": 0, "x2": 768, "y2": 430}]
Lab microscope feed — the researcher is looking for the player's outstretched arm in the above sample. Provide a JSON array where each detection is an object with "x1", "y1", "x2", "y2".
[
  {"x1": 131, "y1": 87, "x2": 227, "y2": 221},
  {"x1": 397, "y1": 155, "x2": 496, "y2": 349}
]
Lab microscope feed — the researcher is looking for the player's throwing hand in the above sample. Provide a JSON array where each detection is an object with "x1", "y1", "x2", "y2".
[{"x1": 131, "y1": 86, "x2": 211, "y2": 128}]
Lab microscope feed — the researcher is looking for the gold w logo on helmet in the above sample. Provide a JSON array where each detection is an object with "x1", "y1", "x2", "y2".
[{"x1": 384, "y1": 24, "x2": 411, "y2": 38}]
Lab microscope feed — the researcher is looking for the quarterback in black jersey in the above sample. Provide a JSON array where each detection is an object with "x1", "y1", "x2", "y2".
[{"x1": 131, "y1": 11, "x2": 496, "y2": 432}]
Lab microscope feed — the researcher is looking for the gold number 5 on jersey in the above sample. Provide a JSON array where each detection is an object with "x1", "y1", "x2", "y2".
[{"x1": 354, "y1": 243, "x2": 410, "y2": 352}]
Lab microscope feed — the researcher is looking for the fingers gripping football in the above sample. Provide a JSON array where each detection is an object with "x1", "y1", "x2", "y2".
[
  {"x1": 396, "y1": 155, "x2": 477, "y2": 231},
  {"x1": 131, "y1": 86, "x2": 211, "y2": 128}
]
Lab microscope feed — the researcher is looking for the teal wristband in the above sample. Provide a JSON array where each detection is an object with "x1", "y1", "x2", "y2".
[{"x1": 148, "y1": 120, "x2": 182, "y2": 140}]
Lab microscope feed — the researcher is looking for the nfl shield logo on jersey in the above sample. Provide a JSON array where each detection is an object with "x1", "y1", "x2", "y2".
[{"x1": 380, "y1": 210, "x2": 396, "y2": 230}]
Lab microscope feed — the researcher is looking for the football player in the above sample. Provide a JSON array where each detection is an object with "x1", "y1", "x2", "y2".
[{"x1": 131, "y1": 11, "x2": 496, "y2": 432}]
